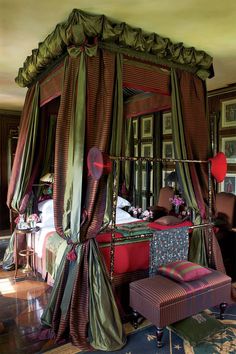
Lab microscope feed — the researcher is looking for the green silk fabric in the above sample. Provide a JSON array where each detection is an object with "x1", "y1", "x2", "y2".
[
  {"x1": 44, "y1": 49, "x2": 87, "y2": 320},
  {"x1": 62, "y1": 48, "x2": 86, "y2": 240},
  {"x1": 42, "y1": 48, "x2": 126, "y2": 351},
  {"x1": 89, "y1": 239, "x2": 126, "y2": 350},
  {"x1": 103, "y1": 54, "x2": 123, "y2": 226},
  {"x1": 11, "y1": 83, "x2": 40, "y2": 212},
  {"x1": 171, "y1": 70, "x2": 198, "y2": 210},
  {"x1": 171, "y1": 69, "x2": 207, "y2": 266},
  {"x1": 15, "y1": 9, "x2": 213, "y2": 88}
]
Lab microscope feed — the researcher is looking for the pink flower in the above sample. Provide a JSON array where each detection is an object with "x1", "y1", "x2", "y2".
[
  {"x1": 27, "y1": 213, "x2": 40, "y2": 223},
  {"x1": 143, "y1": 210, "x2": 150, "y2": 217},
  {"x1": 169, "y1": 195, "x2": 185, "y2": 207}
]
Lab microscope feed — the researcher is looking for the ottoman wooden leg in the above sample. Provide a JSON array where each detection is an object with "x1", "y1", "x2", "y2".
[
  {"x1": 132, "y1": 310, "x2": 139, "y2": 329},
  {"x1": 156, "y1": 327, "x2": 164, "y2": 348},
  {"x1": 219, "y1": 302, "x2": 228, "y2": 320}
]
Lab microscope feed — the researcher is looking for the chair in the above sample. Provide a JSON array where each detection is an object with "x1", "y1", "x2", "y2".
[
  {"x1": 215, "y1": 192, "x2": 236, "y2": 231},
  {"x1": 215, "y1": 192, "x2": 236, "y2": 279},
  {"x1": 148, "y1": 187, "x2": 175, "y2": 220},
  {"x1": 157, "y1": 186, "x2": 174, "y2": 213}
]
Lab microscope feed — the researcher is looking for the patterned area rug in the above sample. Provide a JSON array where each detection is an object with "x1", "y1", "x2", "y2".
[{"x1": 44, "y1": 304, "x2": 236, "y2": 354}]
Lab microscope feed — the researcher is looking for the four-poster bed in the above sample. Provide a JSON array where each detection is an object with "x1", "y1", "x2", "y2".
[{"x1": 3, "y1": 8, "x2": 229, "y2": 351}]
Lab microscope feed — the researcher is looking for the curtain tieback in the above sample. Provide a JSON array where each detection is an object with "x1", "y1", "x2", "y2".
[
  {"x1": 66, "y1": 239, "x2": 79, "y2": 262},
  {"x1": 66, "y1": 209, "x2": 88, "y2": 262}
]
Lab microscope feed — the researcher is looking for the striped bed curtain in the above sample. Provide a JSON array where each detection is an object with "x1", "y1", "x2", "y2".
[
  {"x1": 7, "y1": 84, "x2": 40, "y2": 213},
  {"x1": 171, "y1": 69, "x2": 225, "y2": 273},
  {"x1": 41, "y1": 47, "x2": 126, "y2": 351}
]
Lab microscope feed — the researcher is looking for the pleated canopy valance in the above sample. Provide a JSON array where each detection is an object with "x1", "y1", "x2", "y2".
[{"x1": 15, "y1": 9, "x2": 214, "y2": 87}]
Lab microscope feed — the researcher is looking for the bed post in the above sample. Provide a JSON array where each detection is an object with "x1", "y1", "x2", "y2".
[
  {"x1": 110, "y1": 158, "x2": 118, "y2": 281},
  {"x1": 207, "y1": 160, "x2": 213, "y2": 267}
]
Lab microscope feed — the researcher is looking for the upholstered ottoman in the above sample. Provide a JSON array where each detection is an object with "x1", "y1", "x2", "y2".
[{"x1": 129, "y1": 266, "x2": 231, "y2": 348}]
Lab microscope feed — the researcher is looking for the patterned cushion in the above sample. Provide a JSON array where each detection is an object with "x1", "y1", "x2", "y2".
[
  {"x1": 155, "y1": 215, "x2": 182, "y2": 225},
  {"x1": 158, "y1": 260, "x2": 212, "y2": 282}
]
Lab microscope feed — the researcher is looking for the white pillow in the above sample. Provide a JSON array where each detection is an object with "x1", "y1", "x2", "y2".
[
  {"x1": 38, "y1": 199, "x2": 54, "y2": 214},
  {"x1": 38, "y1": 199, "x2": 54, "y2": 227},
  {"x1": 116, "y1": 208, "x2": 131, "y2": 223},
  {"x1": 117, "y1": 196, "x2": 131, "y2": 208}
]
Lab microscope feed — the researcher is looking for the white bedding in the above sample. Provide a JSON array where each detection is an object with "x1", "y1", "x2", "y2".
[
  {"x1": 26, "y1": 198, "x2": 137, "y2": 280},
  {"x1": 31, "y1": 212, "x2": 138, "y2": 260},
  {"x1": 27, "y1": 223, "x2": 56, "y2": 258},
  {"x1": 116, "y1": 216, "x2": 139, "y2": 225}
]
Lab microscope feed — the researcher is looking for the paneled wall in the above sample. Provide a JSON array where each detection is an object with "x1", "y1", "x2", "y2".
[
  {"x1": 208, "y1": 85, "x2": 236, "y2": 194},
  {"x1": 0, "y1": 110, "x2": 21, "y2": 230}
]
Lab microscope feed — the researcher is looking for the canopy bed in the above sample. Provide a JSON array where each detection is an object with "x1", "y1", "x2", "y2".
[{"x1": 4, "y1": 9, "x2": 229, "y2": 351}]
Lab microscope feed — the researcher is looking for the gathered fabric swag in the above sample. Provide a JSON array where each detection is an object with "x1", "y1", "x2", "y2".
[{"x1": 15, "y1": 9, "x2": 213, "y2": 88}]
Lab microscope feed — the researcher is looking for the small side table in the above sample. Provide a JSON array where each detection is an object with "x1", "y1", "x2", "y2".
[{"x1": 14, "y1": 226, "x2": 40, "y2": 280}]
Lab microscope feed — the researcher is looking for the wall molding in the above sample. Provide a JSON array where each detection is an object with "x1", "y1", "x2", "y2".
[{"x1": 208, "y1": 84, "x2": 236, "y2": 98}]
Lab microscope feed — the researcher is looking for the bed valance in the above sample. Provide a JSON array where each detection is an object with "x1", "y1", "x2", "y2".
[
  {"x1": 124, "y1": 92, "x2": 171, "y2": 118},
  {"x1": 15, "y1": 9, "x2": 213, "y2": 88}
]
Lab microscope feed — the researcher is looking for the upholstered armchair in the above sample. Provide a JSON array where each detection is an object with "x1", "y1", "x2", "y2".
[
  {"x1": 216, "y1": 192, "x2": 236, "y2": 230},
  {"x1": 157, "y1": 186, "x2": 175, "y2": 212},
  {"x1": 149, "y1": 187, "x2": 175, "y2": 219},
  {"x1": 215, "y1": 192, "x2": 236, "y2": 279}
]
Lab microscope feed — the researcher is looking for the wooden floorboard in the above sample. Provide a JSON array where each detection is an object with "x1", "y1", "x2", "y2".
[{"x1": 0, "y1": 267, "x2": 60, "y2": 354}]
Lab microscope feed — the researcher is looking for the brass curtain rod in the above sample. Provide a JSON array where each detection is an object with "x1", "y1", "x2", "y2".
[
  {"x1": 32, "y1": 183, "x2": 51, "y2": 186},
  {"x1": 109, "y1": 155, "x2": 209, "y2": 163},
  {"x1": 106, "y1": 223, "x2": 215, "y2": 245},
  {"x1": 189, "y1": 222, "x2": 215, "y2": 229}
]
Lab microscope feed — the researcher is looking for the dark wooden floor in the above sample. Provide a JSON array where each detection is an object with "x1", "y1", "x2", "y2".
[{"x1": 0, "y1": 268, "x2": 56, "y2": 354}]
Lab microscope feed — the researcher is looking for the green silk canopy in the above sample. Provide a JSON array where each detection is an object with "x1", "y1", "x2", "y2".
[{"x1": 15, "y1": 9, "x2": 213, "y2": 88}]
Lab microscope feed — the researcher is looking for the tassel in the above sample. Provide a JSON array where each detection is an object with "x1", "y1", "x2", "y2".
[{"x1": 66, "y1": 247, "x2": 77, "y2": 262}]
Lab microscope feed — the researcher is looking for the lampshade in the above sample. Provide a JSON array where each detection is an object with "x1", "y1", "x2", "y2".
[
  {"x1": 40, "y1": 173, "x2": 54, "y2": 183},
  {"x1": 208, "y1": 152, "x2": 227, "y2": 183},
  {"x1": 87, "y1": 147, "x2": 112, "y2": 180}
]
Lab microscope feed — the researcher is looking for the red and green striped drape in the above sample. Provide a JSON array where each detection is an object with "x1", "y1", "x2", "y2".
[
  {"x1": 171, "y1": 69, "x2": 225, "y2": 272},
  {"x1": 41, "y1": 47, "x2": 126, "y2": 351}
]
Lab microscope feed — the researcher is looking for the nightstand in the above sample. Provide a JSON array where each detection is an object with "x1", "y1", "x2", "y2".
[{"x1": 14, "y1": 226, "x2": 40, "y2": 280}]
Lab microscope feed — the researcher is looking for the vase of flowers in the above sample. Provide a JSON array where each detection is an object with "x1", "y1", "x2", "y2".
[
  {"x1": 27, "y1": 214, "x2": 40, "y2": 228},
  {"x1": 169, "y1": 195, "x2": 185, "y2": 214},
  {"x1": 15, "y1": 214, "x2": 25, "y2": 229}
]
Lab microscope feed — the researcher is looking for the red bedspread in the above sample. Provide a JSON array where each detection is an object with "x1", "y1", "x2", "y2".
[
  {"x1": 147, "y1": 220, "x2": 193, "y2": 230},
  {"x1": 97, "y1": 220, "x2": 193, "y2": 275},
  {"x1": 98, "y1": 239, "x2": 150, "y2": 274}
]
